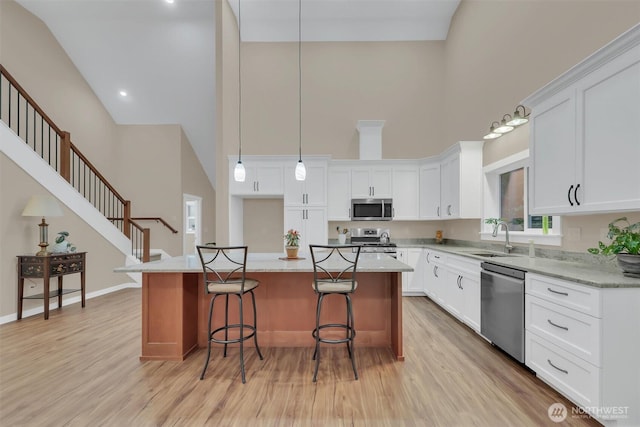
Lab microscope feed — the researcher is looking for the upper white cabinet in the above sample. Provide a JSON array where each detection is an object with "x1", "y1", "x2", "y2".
[
  {"x1": 392, "y1": 164, "x2": 419, "y2": 220},
  {"x1": 228, "y1": 157, "x2": 284, "y2": 196},
  {"x1": 525, "y1": 26, "x2": 640, "y2": 215},
  {"x1": 351, "y1": 165, "x2": 392, "y2": 198},
  {"x1": 284, "y1": 160, "x2": 327, "y2": 207},
  {"x1": 327, "y1": 167, "x2": 351, "y2": 220},
  {"x1": 419, "y1": 161, "x2": 441, "y2": 219},
  {"x1": 437, "y1": 141, "x2": 484, "y2": 219}
]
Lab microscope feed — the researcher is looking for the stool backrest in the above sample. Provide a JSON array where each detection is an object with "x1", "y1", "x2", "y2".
[
  {"x1": 309, "y1": 245, "x2": 361, "y2": 292},
  {"x1": 196, "y1": 245, "x2": 249, "y2": 293}
]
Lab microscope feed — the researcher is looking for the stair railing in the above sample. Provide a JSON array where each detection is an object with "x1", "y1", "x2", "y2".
[{"x1": 1, "y1": 64, "x2": 173, "y2": 263}]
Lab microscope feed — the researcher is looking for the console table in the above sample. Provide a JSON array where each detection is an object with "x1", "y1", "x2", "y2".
[{"x1": 17, "y1": 252, "x2": 86, "y2": 320}]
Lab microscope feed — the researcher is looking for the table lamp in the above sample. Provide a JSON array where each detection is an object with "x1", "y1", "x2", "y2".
[{"x1": 22, "y1": 195, "x2": 64, "y2": 256}]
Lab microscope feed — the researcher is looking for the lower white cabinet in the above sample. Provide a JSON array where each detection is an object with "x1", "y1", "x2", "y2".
[
  {"x1": 525, "y1": 273, "x2": 640, "y2": 427},
  {"x1": 398, "y1": 248, "x2": 424, "y2": 296},
  {"x1": 423, "y1": 250, "x2": 446, "y2": 304}
]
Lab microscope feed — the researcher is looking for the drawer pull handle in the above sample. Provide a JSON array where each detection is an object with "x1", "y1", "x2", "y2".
[
  {"x1": 547, "y1": 287, "x2": 568, "y2": 296},
  {"x1": 547, "y1": 359, "x2": 568, "y2": 375},
  {"x1": 547, "y1": 319, "x2": 569, "y2": 331}
]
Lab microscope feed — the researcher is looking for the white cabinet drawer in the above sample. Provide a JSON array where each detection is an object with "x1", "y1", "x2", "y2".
[
  {"x1": 526, "y1": 332, "x2": 600, "y2": 410},
  {"x1": 526, "y1": 295, "x2": 601, "y2": 366},
  {"x1": 526, "y1": 273, "x2": 601, "y2": 317},
  {"x1": 447, "y1": 254, "x2": 481, "y2": 274}
]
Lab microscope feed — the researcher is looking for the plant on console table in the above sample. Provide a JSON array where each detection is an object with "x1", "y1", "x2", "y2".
[
  {"x1": 588, "y1": 217, "x2": 640, "y2": 277},
  {"x1": 284, "y1": 229, "x2": 301, "y2": 259}
]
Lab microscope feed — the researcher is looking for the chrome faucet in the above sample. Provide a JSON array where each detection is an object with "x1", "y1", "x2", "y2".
[{"x1": 492, "y1": 221, "x2": 513, "y2": 254}]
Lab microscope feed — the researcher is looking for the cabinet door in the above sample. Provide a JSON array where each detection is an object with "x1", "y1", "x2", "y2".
[
  {"x1": 304, "y1": 207, "x2": 328, "y2": 249},
  {"x1": 578, "y1": 46, "x2": 640, "y2": 212},
  {"x1": 284, "y1": 165, "x2": 305, "y2": 205},
  {"x1": 407, "y1": 249, "x2": 423, "y2": 293},
  {"x1": 392, "y1": 167, "x2": 419, "y2": 220},
  {"x1": 229, "y1": 164, "x2": 258, "y2": 195},
  {"x1": 304, "y1": 164, "x2": 327, "y2": 206},
  {"x1": 443, "y1": 268, "x2": 464, "y2": 319},
  {"x1": 284, "y1": 207, "x2": 305, "y2": 251},
  {"x1": 441, "y1": 154, "x2": 460, "y2": 218},
  {"x1": 328, "y1": 168, "x2": 351, "y2": 220},
  {"x1": 370, "y1": 168, "x2": 392, "y2": 198},
  {"x1": 529, "y1": 88, "x2": 577, "y2": 215},
  {"x1": 396, "y1": 249, "x2": 409, "y2": 293},
  {"x1": 351, "y1": 168, "x2": 372, "y2": 198},
  {"x1": 256, "y1": 164, "x2": 284, "y2": 195},
  {"x1": 420, "y1": 163, "x2": 441, "y2": 219},
  {"x1": 460, "y1": 271, "x2": 481, "y2": 332}
]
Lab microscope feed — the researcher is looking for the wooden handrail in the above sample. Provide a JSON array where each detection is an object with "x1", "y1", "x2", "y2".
[
  {"x1": 131, "y1": 217, "x2": 179, "y2": 234},
  {"x1": 0, "y1": 64, "x2": 63, "y2": 136},
  {"x1": 69, "y1": 141, "x2": 127, "y2": 203}
]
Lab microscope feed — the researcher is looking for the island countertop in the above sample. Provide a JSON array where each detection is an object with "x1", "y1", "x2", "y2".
[{"x1": 115, "y1": 252, "x2": 414, "y2": 274}]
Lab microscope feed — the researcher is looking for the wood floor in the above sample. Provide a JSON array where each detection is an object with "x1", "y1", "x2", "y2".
[{"x1": 0, "y1": 289, "x2": 601, "y2": 427}]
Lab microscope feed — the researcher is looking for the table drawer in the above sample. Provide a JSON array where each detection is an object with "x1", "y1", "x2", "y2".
[
  {"x1": 526, "y1": 295, "x2": 601, "y2": 366},
  {"x1": 526, "y1": 273, "x2": 601, "y2": 317},
  {"x1": 526, "y1": 332, "x2": 600, "y2": 410}
]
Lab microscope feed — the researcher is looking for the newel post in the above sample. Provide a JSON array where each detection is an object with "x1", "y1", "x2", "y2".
[
  {"x1": 142, "y1": 228, "x2": 151, "y2": 263},
  {"x1": 123, "y1": 200, "x2": 131, "y2": 238},
  {"x1": 60, "y1": 131, "x2": 71, "y2": 183}
]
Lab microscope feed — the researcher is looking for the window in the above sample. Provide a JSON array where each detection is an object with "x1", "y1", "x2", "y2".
[{"x1": 482, "y1": 150, "x2": 561, "y2": 246}]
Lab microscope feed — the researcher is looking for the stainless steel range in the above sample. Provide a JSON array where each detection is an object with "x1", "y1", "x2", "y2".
[{"x1": 350, "y1": 228, "x2": 397, "y2": 256}]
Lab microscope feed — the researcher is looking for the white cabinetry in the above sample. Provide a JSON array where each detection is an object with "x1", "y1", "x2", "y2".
[
  {"x1": 392, "y1": 165, "x2": 419, "y2": 220},
  {"x1": 229, "y1": 157, "x2": 284, "y2": 196},
  {"x1": 438, "y1": 141, "x2": 483, "y2": 219},
  {"x1": 327, "y1": 167, "x2": 351, "y2": 220},
  {"x1": 445, "y1": 255, "x2": 481, "y2": 332},
  {"x1": 285, "y1": 160, "x2": 327, "y2": 207},
  {"x1": 419, "y1": 161, "x2": 441, "y2": 219},
  {"x1": 284, "y1": 207, "x2": 327, "y2": 254},
  {"x1": 351, "y1": 166, "x2": 392, "y2": 198},
  {"x1": 525, "y1": 273, "x2": 640, "y2": 426},
  {"x1": 423, "y1": 250, "x2": 446, "y2": 305},
  {"x1": 398, "y1": 248, "x2": 424, "y2": 296},
  {"x1": 525, "y1": 28, "x2": 640, "y2": 215}
]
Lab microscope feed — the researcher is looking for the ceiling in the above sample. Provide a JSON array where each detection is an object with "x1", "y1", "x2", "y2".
[{"x1": 16, "y1": 0, "x2": 460, "y2": 189}]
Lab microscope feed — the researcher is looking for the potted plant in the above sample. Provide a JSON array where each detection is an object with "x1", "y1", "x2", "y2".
[
  {"x1": 284, "y1": 229, "x2": 301, "y2": 259},
  {"x1": 336, "y1": 227, "x2": 348, "y2": 245},
  {"x1": 588, "y1": 217, "x2": 640, "y2": 276}
]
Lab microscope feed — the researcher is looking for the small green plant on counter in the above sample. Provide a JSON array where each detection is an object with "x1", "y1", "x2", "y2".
[
  {"x1": 336, "y1": 227, "x2": 348, "y2": 235},
  {"x1": 588, "y1": 217, "x2": 640, "y2": 256},
  {"x1": 284, "y1": 229, "x2": 301, "y2": 247}
]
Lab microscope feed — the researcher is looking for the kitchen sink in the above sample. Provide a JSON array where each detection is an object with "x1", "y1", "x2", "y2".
[{"x1": 471, "y1": 252, "x2": 513, "y2": 258}]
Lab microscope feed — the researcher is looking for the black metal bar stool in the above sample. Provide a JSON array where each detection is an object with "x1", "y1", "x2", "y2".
[
  {"x1": 309, "y1": 244, "x2": 361, "y2": 382},
  {"x1": 196, "y1": 245, "x2": 263, "y2": 383}
]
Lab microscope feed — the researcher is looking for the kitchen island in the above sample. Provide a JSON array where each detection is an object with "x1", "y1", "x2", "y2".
[{"x1": 115, "y1": 252, "x2": 413, "y2": 362}]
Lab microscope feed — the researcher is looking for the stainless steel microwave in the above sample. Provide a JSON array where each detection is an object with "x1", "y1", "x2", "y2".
[{"x1": 351, "y1": 198, "x2": 393, "y2": 221}]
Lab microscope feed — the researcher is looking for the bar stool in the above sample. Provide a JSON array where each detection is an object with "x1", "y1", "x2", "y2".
[
  {"x1": 309, "y1": 244, "x2": 361, "y2": 382},
  {"x1": 196, "y1": 245, "x2": 263, "y2": 383}
]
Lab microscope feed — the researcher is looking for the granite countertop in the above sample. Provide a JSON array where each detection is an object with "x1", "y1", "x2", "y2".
[
  {"x1": 115, "y1": 252, "x2": 414, "y2": 274},
  {"x1": 394, "y1": 241, "x2": 640, "y2": 289}
]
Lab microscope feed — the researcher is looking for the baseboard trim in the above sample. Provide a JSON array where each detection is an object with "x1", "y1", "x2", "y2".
[{"x1": 0, "y1": 282, "x2": 141, "y2": 325}]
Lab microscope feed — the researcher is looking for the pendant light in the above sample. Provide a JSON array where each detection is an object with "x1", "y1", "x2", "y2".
[
  {"x1": 294, "y1": 0, "x2": 306, "y2": 181},
  {"x1": 233, "y1": 0, "x2": 246, "y2": 182}
]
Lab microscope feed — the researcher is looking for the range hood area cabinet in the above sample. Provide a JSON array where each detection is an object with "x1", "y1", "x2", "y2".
[
  {"x1": 524, "y1": 24, "x2": 640, "y2": 216},
  {"x1": 419, "y1": 141, "x2": 484, "y2": 220}
]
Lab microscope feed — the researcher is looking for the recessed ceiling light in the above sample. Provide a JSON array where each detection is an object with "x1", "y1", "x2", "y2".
[
  {"x1": 165, "y1": 0, "x2": 174, "y2": 4},
  {"x1": 119, "y1": 90, "x2": 128, "y2": 97}
]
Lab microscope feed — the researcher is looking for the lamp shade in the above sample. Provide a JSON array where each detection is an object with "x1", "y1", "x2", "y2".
[{"x1": 21, "y1": 195, "x2": 63, "y2": 217}]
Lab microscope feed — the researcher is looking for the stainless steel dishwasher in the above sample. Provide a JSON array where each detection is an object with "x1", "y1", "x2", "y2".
[{"x1": 480, "y1": 262, "x2": 526, "y2": 363}]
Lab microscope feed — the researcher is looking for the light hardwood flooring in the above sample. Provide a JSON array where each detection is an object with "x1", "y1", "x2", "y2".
[{"x1": 0, "y1": 289, "x2": 600, "y2": 427}]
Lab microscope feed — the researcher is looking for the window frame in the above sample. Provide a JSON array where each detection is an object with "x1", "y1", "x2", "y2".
[{"x1": 481, "y1": 150, "x2": 562, "y2": 246}]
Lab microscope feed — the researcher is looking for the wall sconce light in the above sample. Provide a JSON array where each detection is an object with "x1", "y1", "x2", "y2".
[
  {"x1": 494, "y1": 114, "x2": 515, "y2": 134},
  {"x1": 22, "y1": 195, "x2": 64, "y2": 256},
  {"x1": 506, "y1": 104, "x2": 530, "y2": 126},
  {"x1": 483, "y1": 121, "x2": 502, "y2": 140}
]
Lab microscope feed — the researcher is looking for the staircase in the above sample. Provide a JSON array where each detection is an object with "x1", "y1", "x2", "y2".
[{"x1": 0, "y1": 64, "x2": 175, "y2": 267}]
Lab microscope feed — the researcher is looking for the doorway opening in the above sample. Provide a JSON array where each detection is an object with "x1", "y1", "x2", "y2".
[{"x1": 183, "y1": 194, "x2": 202, "y2": 255}]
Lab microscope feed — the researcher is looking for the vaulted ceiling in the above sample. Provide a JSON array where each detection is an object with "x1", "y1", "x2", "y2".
[{"x1": 16, "y1": 0, "x2": 460, "y2": 188}]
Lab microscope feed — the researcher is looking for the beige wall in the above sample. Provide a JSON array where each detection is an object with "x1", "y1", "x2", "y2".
[
  {"x1": 0, "y1": 154, "x2": 127, "y2": 316},
  {"x1": 439, "y1": 0, "x2": 640, "y2": 251},
  {"x1": 0, "y1": 0, "x2": 217, "y2": 318}
]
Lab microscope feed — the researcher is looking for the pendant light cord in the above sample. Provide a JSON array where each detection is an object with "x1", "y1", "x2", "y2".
[
  {"x1": 298, "y1": 0, "x2": 302, "y2": 161},
  {"x1": 238, "y1": 0, "x2": 242, "y2": 162}
]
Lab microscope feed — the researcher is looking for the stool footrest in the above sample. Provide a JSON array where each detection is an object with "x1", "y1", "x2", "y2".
[
  {"x1": 209, "y1": 324, "x2": 257, "y2": 345},
  {"x1": 312, "y1": 323, "x2": 356, "y2": 345}
]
